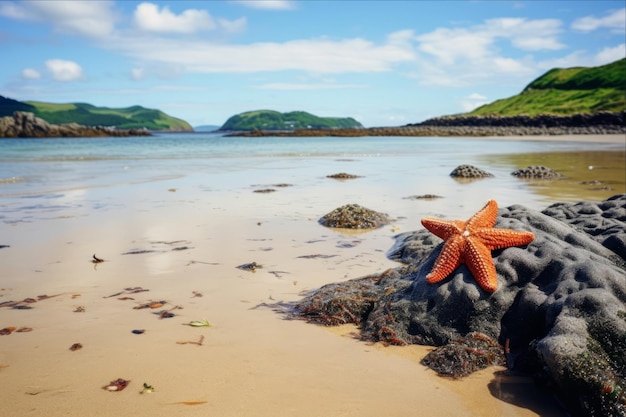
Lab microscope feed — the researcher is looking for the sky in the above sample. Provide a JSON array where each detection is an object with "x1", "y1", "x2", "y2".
[{"x1": 1, "y1": 1, "x2": 624, "y2": 128}]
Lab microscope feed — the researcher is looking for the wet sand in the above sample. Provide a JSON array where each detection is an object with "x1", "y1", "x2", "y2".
[
  {"x1": 3, "y1": 134, "x2": 622, "y2": 416},
  {"x1": 1, "y1": 195, "x2": 565, "y2": 417}
]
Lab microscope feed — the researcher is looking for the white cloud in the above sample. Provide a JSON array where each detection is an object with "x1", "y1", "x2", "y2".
[
  {"x1": 21, "y1": 68, "x2": 41, "y2": 79},
  {"x1": 460, "y1": 93, "x2": 490, "y2": 112},
  {"x1": 571, "y1": 8, "x2": 626, "y2": 33},
  {"x1": 108, "y1": 30, "x2": 416, "y2": 74},
  {"x1": 595, "y1": 44, "x2": 626, "y2": 64},
  {"x1": 133, "y1": 3, "x2": 217, "y2": 33},
  {"x1": 538, "y1": 44, "x2": 625, "y2": 70},
  {"x1": 45, "y1": 59, "x2": 83, "y2": 82},
  {"x1": 0, "y1": 1, "x2": 116, "y2": 37},
  {"x1": 232, "y1": 1, "x2": 295, "y2": 10}
]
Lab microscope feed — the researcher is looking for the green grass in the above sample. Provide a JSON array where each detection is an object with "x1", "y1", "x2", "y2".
[
  {"x1": 468, "y1": 58, "x2": 626, "y2": 116},
  {"x1": 3, "y1": 98, "x2": 193, "y2": 131}
]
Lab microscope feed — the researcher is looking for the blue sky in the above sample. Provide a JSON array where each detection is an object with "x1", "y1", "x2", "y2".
[{"x1": 1, "y1": 1, "x2": 624, "y2": 127}]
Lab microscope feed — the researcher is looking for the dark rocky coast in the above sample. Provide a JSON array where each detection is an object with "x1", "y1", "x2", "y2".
[
  {"x1": 291, "y1": 194, "x2": 626, "y2": 417},
  {"x1": 0, "y1": 111, "x2": 151, "y2": 138},
  {"x1": 227, "y1": 111, "x2": 626, "y2": 137}
]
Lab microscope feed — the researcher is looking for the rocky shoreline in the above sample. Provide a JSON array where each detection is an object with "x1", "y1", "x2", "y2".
[
  {"x1": 226, "y1": 111, "x2": 625, "y2": 137},
  {"x1": 0, "y1": 111, "x2": 151, "y2": 138},
  {"x1": 290, "y1": 194, "x2": 626, "y2": 417}
]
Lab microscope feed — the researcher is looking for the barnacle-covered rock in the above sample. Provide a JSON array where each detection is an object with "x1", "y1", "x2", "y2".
[
  {"x1": 319, "y1": 204, "x2": 391, "y2": 229},
  {"x1": 511, "y1": 165, "x2": 563, "y2": 179},
  {"x1": 449, "y1": 164, "x2": 493, "y2": 178}
]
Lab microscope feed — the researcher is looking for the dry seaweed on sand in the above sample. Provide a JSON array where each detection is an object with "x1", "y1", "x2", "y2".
[
  {"x1": 103, "y1": 378, "x2": 130, "y2": 392},
  {"x1": 420, "y1": 332, "x2": 505, "y2": 378}
]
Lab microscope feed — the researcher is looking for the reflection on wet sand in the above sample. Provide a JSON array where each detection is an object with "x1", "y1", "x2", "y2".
[{"x1": 482, "y1": 150, "x2": 625, "y2": 202}]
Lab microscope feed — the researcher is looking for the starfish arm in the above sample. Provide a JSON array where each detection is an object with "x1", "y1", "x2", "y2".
[
  {"x1": 426, "y1": 236, "x2": 464, "y2": 284},
  {"x1": 466, "y1": 199, "x2": 498, "y2": 229},
  {"x1": 421, "y1": 218, "x2": 466, "y2": 240},
  {"x1": 465, "y1": 237, "x2": 498, "y2": 292},
  {"x1": 474, "y1": 228, "x2": 535, "y2": 250}
]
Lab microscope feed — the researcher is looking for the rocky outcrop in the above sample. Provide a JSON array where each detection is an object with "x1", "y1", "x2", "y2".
[
  {"x1": 511, "y1": 165, "x2": 564, "y2": 179},
  {"x1": 0, "y1": 112, "x2": 151, "y2": 138},
  {"x1": 450, "y1": 164, "x2": 494, "y2": 178},
  {"x1": 293, "y1": 194, "x2": 626, "y2": 417},
  {"x1": 417, "y1": 111, "x2": 625, "y2": 129}
]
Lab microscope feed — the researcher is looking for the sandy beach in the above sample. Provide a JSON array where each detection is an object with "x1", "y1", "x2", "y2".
[{"x1": 1, "y1": 134, "x2": 624, "y2": 416}]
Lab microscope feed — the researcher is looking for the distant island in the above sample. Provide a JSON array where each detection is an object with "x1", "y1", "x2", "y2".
[
  {"x1": 228, "y1": 58, "x2": 626, "y2": 137},
  {"x1": 218, "y1": 110, "x2": 363, "y2": 132},
  {"x1": 0, "y1": 95, "x2": 192, "y2": 132}
]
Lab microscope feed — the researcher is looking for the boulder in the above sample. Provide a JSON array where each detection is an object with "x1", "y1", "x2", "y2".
[{"x1": 294, "y1": 194, "x2": 626, "y2": 417}]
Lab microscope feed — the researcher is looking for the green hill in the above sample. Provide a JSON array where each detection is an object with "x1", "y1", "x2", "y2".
[
  {"x1": 219, "y1": 110, "x2": 363, "y2": 131},
  {"x1": 0, "y1": 95, "x2": 192, "y2": 131},
  {"x1": 468, "y1": 58, "x2": 626, "y2": 116}
]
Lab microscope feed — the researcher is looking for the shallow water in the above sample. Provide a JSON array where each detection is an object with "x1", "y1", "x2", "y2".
[{"x1": 1, "y1": 134, "x2": 623, "y2": 227}]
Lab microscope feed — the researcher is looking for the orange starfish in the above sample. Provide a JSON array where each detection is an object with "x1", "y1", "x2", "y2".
[{"x1": 420, "y1": 200, "x2": 534, "y2": 293}]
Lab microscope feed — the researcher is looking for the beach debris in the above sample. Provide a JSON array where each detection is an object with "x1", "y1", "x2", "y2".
[
  {"x1": 0, "y1": 326, "x2": 17, "y2": 335},
  {"x1": 0, "y1": 293, "x2": 64, "y2": 309},
  {"x1": 122, "y1": 249, "x2": 156, "y2": 255},
  {"x1": 91, "y1": 254, "x2": 104, "y2": 264},
  {"x1": 191, "y1": 291, "x2": 203, "y2": 298},
  {"x1": 73, "y1": 306, "x2": 85, "y2": 313},
  {"x1": 103, "y1": 287, "x2": 149, "y2": 298},
  {"x1": 0, "y1": 245, "x2": 10, "y2": 249},
  {"x1": 297, "y1": 254, "x2": 337, "y2": 259},
  {"x1": 132, "y1": 329, "x2": 145, "y2": 335},
  {"x1": 154, "y1": 305, "x2": 181, "y2": 319},
  {"x1": 326, "y1": 172, "x2": 361, "y2": 180},
  {"x1": 176, "y1": 335, "x2": 205, "y2": 346},
  {"x1": 69, "y1": 343, "x2": 83, "y2": 351},
  {"x1": 71, "y1": 294, "x2": 81, "y2": 299},
  {"x1": 170, "y1": 401, "x2": 208, "y2": 406},
  {"x1": 140, "y1": 383, "x2": 155, "y2": 394},
  {"x1": 184, "y1": 318, "x2": 211, "y2": 327},
  {"x1": 404, "y1": 194, "x2": 443, "y2": 200},
  {"x1": 168, "y1": 188, "x2": 177, "y2": 192},
  {"x1": 186, "y1": 260, "x2": 220, "y2": 266},
  {"x1": 133, "y1": 300, "x2": 167, "y2": 310},
  {"x1": 103, "y1": 378, "x2": 130, "y2": 392},
  {"x1": 16, "y1": 327, "x2": 32, "y2": 332},
  {"x1": 253, "y1": 188, "x2": 275, "y2": 193},
  {"x1": 118, "y1": 297, "x2": 135, "y2": 301},
  {"x1": 0, "y1": 364, "x2": 8, "y2": 372},
  {"x1": 237, "y1": 261, "x2": 261, "y2": 272},
  {"x1": 319, "y1": 204, "x2": 392, "y2": 229},
  {"x1": 336, "y1": 240, "x2": 361, "y2": 248}
]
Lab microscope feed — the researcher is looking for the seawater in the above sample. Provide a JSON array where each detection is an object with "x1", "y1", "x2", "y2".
[{"x1": 0, "y1": 133, "x2": 624, "y2": 226}]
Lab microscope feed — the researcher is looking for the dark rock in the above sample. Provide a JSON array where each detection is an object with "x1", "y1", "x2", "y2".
[
  {"x1": 0, "y1": 111, "x2": 150, "y2": 138},
  {"x1": 450, "y1": 164, "x2": 494, "y2": 178},
  {"x1": 511, "y1": 165, "x2": 564, "y2": 179},
  {"x1": 293, "y1": 194, "x2": 626, "y2": 417},
  {"x1": 404, "y1": 194, "x2": 444, "y2": 200},
  {"x1": 319, "y1": 204, "x2": 391, "y2": 229},
  {"x1": 327, "y1": 172, "x2": 361, "y2": 180}
]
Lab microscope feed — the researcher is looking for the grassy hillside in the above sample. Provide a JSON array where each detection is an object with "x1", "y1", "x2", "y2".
[
  {"x1": 468, "y1": 58, "x2": 626, "y2": 116},
  {"x1": 0, "y1": 96, "x2": 192, "y2": 131},
  {"x1": 220, "y1": 109, "x2": 363, "y2": 131}
]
